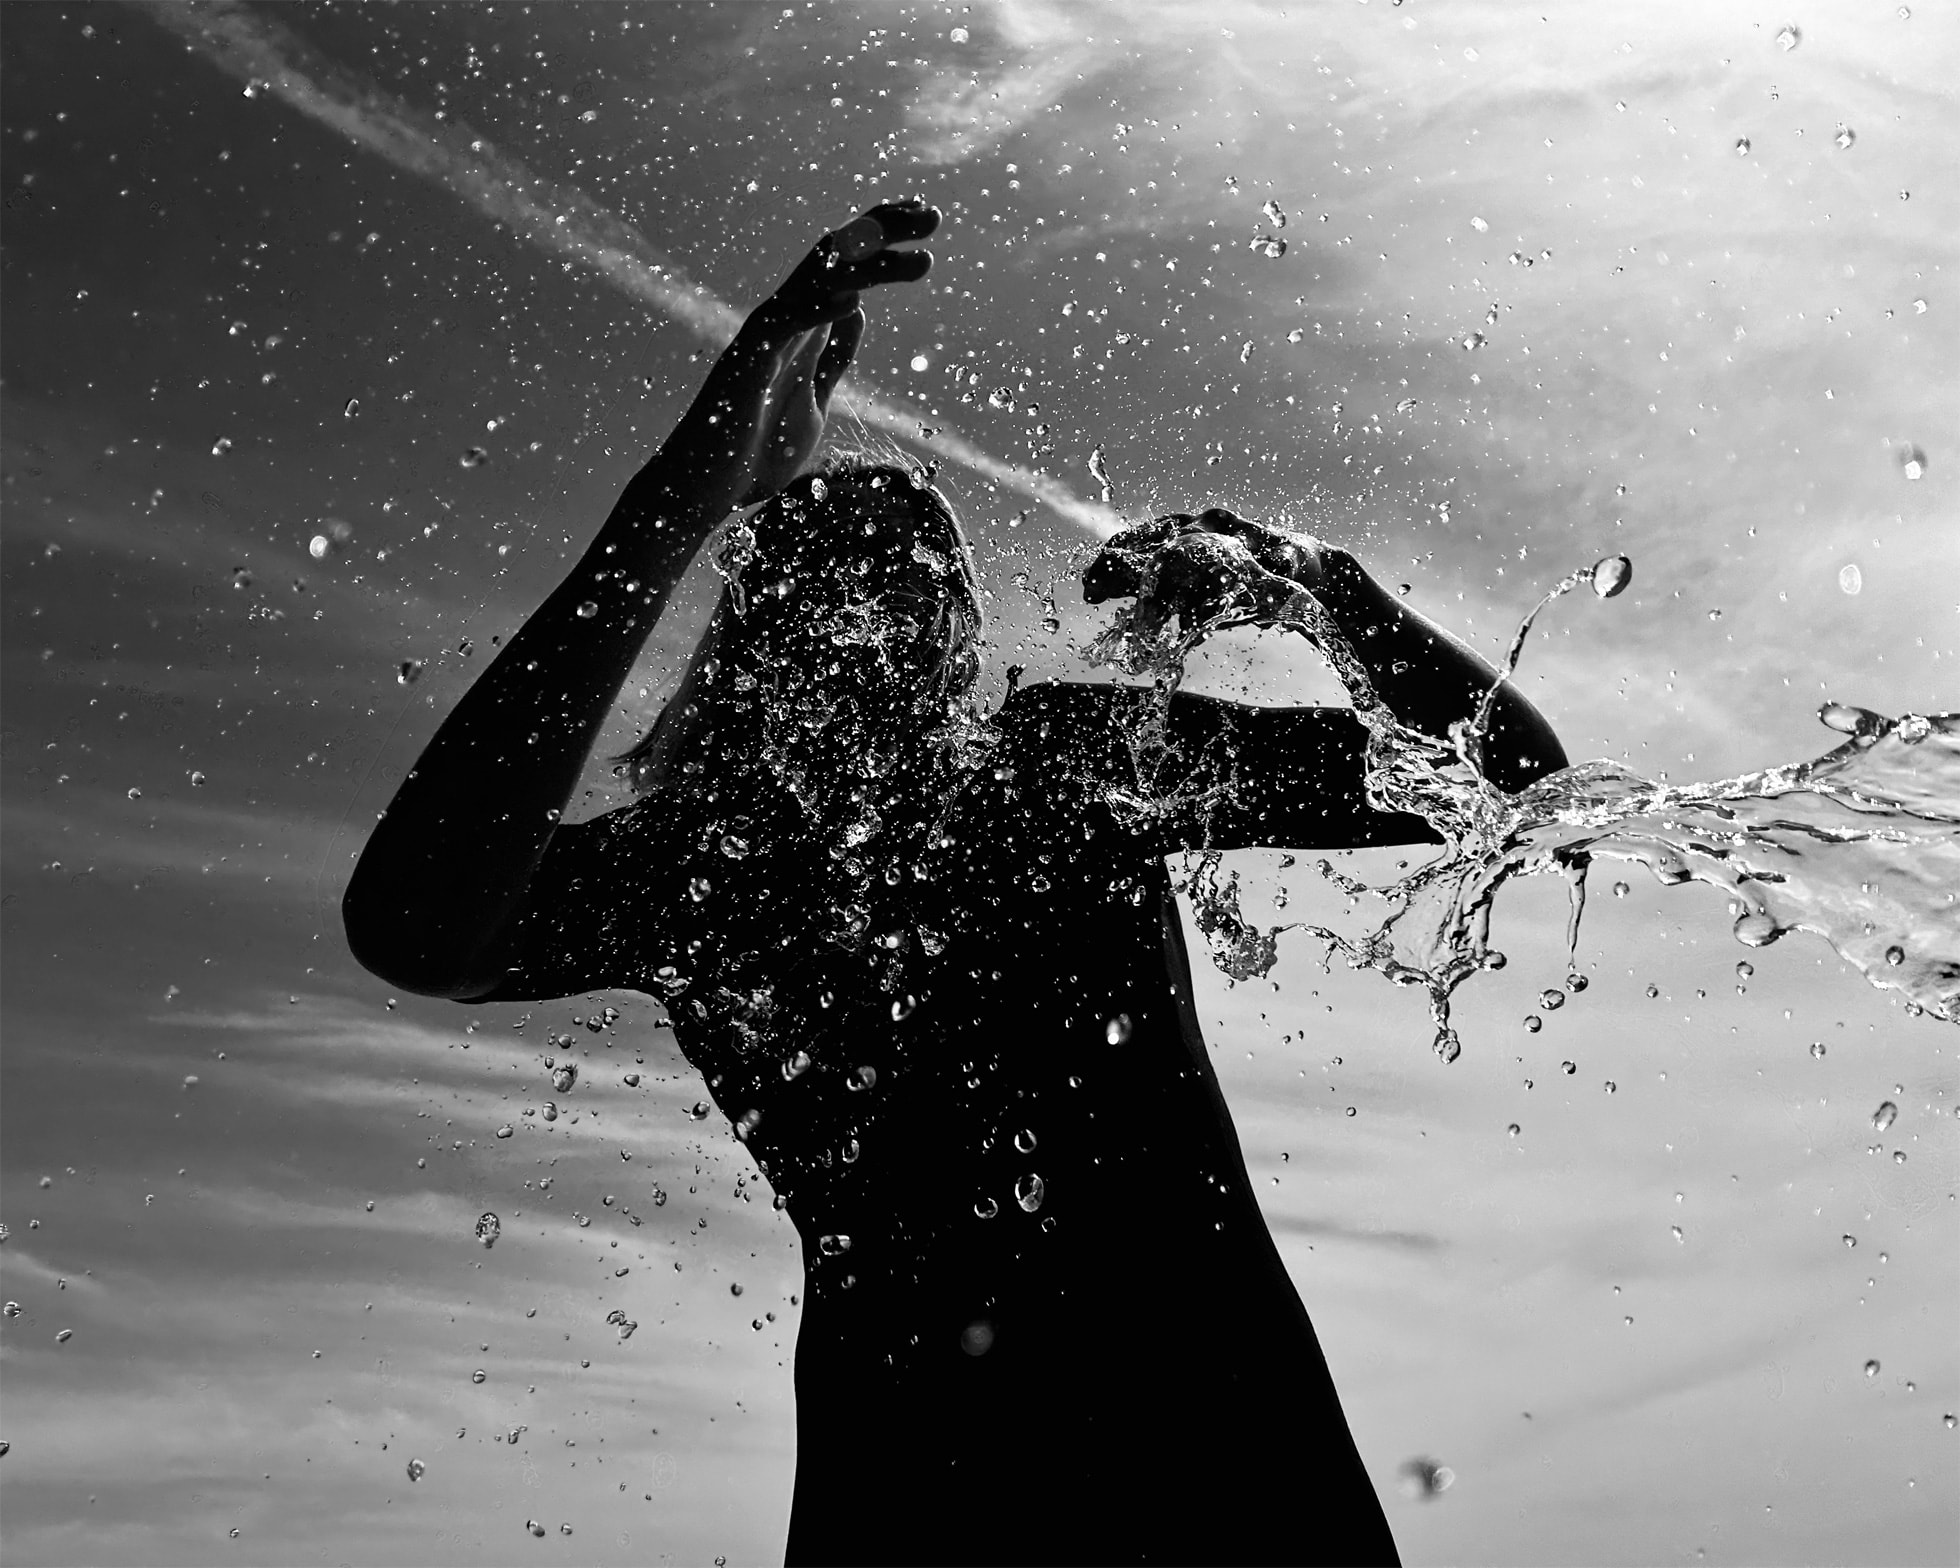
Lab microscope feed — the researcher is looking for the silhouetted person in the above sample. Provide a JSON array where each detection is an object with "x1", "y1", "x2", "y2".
[{"x1": 345, "y1": 203, "x2": 1565, "y2": 1566}]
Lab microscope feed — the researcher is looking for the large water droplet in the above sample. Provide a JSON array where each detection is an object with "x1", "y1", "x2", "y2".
[
  {"x1": 1834, "y1": 125, "x2": 1857, "y2": 150},
  {"x1": 1775, "y1": 24, "x2": 1802, "y2": 50},
  {"x1": 1014, "y1": 1173, "x2": 1046, "y2": 1213},
  {"x1": 1897, "y1": 445, "x2": 1927, "y2": 480},
  {"x1": 1871, "y1": 1100, "x2": 1898, "y2": 1132},
  {"x1": 1864, "y1": 1358, "x2": 1881, "y2": 1377},
  {"x1": 1838, "y1": 563, "x2": 1863, "y2": 595},
  {"x1": 460, "y1": 447, "x2": 490, "y2": 468},
  {"x1": 1261, "y1": 199, "x2": 1288, "y2": 229},
  {"x1": 818, "y1": 1233, "x2": 852, "y2": 1256},
  {"x1": 1590, "y1": 555, "x2": 1633, "y2": 598},
  {"x1": 1731, "y1": 911, "x2": 1782, "y2": 947},
  {"x1": 475, "y1": 1212, "x2": 501, "y2": 1248},
  {"x1": 1398, "y1": 1457, "x2": 1455, "y2": 1499},
  {"x1": 1105, "y1": 1014, "x2": 1133, "y2": 1045},
  {"x1": 551, "y1": 1063, "x2": 577, "y2": 1094},
  {"x1": 406, "y1": 1458, "x2": 427, "y2": 1482},
  {"x1": 1734, "y1": 136, "x2": 1752, "y2": 156}
]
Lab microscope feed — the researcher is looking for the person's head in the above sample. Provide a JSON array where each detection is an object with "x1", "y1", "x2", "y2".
[{"x1": 623, "y1": 456, "x2": 984, "y2": 793}]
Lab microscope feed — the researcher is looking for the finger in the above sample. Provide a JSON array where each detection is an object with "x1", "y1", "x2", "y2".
[
  {"x1": 819, "y1": 247, "x2": 934, "y2": 296},
  {"x1": 859, "y1": 199, "x2": 942, "y2": 244},
  {"x1": 813, "y1": 308, "x2": 865, "y2": 408}
]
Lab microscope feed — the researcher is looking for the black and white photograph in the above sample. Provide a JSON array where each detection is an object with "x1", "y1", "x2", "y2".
[{"x1": 2, "y1": 3, "x2": 1955, "y2": 1564}]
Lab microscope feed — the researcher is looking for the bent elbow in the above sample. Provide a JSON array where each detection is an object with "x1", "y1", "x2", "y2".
[{"x1": 341, "y1": 881, "x2": 505, "y2": 1002}]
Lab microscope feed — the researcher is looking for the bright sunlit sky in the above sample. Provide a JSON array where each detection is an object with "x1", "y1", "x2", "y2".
[{"x1": 2, "y1": 3, "x2": 1955, "y2": 1565}]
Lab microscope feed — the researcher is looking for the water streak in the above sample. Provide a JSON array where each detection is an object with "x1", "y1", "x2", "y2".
[{"x1": 1086, "y1": 546, "x2": 1960, "y2": 1055}]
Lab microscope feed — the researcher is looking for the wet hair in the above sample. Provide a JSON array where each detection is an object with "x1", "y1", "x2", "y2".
[{"x1": 618, "y1": 456, "x2": 984, "y2": 794}]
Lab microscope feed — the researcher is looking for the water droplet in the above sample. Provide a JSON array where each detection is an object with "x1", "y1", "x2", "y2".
[
  {"x1": 909, "y1": 354, "x2": 930, "y2": 373},
  {"x1": 1014, "y1": 1173, "x2": 1046, "y2": 1213},
  {"x1": 1872, "y1": 1100, "x2": 1898, "y2": 1132},
  {"x1": 1864, "y1": 1358, "x2": 1881, "y2": 1377},
  {"x1": 1398, "y1": 1457, "x2": 1455, "y2": 1499},
  {"x1": 1538, "y1": 989, "x2": 1566, "y2": 1011},
  {"x1": 818, "y1": 1233, "x2": 852, "y2": 1256},
  {"x1": 559, "y1": 1523, "x2": 574, "y2": 1537},
  {"x1": 1884, "y1": 944, "x2": 1906, "y2": 966},
  {"x1": 472, "y1": 1369, "x2": 488, "y2": 1384},
  {"x1": 552, "y1": 1064, "x2": 577, "y2": 1094},
  {"x1": 1590, "y1": 555, "x2": 1633, "y2": 598},
  {"x1": 55, "y1": 1328, "x2": 73, "y2": 1343},
  {"x1": 526, "y1": 1519, "x2": 546, "y2": 1538},
  {"x1": 1433, "y1": 1030, "x2": 1462, "y2": 1064},
  {"x1": 1898, "y1": 445, "x2": 1927, "y2": 480},
  {"x1": 397, "y1": 659, "x2": 424, "y2": 686},
  {"x1": 1834, "y1": 125, "x2": 1857, "y2": 150},
  {"x1": 1506, "y1": 1123, "x2": 1521, "y2": 1138},
  {"x1": 1250, "y1": 236, "x2": 1287, "y2": 259},
  {"x1": 961, "y1": 1319, "x2": 995, "y2": 1355},
  {"x1": 849, "y1": 1064, "x2": 878, "y2": 1092},
  {"x1": 686, "y1": 1101, "x2": 710, "y2": 1121},
  {"x1": 1603, "y1": 1081, "x2": 1618, "y2": 1094},
  {"x1": 1775, "y1": 24, "x2": 1801, "y2": 50},
  {"x1": 460, "y1": 447, "x2": 490, "y2": 468},
  {"x1": 735, "y1": 1108, "x2": 762, "y2": 1141},
  {"x1": 210, "y1": 437, "x2": 233, "y2": 456},
  {"x1": 1734, "y1": 136, "x2": 1752, "y2": 156},
  {"x1": 949, "y1": 25, "x2": 970, "y2": 42},
  {"x1": 1560, "y1": 1060, "x2": 1577, "y2": 1076},
  {"x1": 406, "y1": 1458, "x2": 426, "y2": 1482},
  {"x1": 575, "y1": 600, "x2": 599, "y2": 619},
  {"x1": 475, "y1": 1212, "x2": 501, "y2": 1248},
  {"x1": 1286, "y1": 327, "x2": 1305, "y2": 343},
  {"x1": 343, "y1": 397, "x2": 360, "y2": 418},
  {"x1": 494, "y1": 1124, "x2": 513, "y2": 1140},
  {"x1": 1611, "y1": 881, "x2": 1631, "y2": 899},
  {"x1": 1731, "y1": 911, "x2": 1782, "y2": 948},
  {"x1": 1105, "y1": 1014, "x2": 1133, "y2": 1045},
  {"x1": 1893, "y1": 1149, "x2": 1907, "y2": 1164},
  {"x1": 974, "y1": 1196, "x2": 999, "y2": 1219},
  {"x1": 890, "y1": 995, "x2": 916, "y2": 1022},
  {"x1": 1262, "y1": 199, "x2": 1289, "y2": 229}
]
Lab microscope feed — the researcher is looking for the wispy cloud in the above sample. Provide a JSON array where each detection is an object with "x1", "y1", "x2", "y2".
[
  {"x1": 909, "y1": 1, "x2": 1104, "y2": 165},
  {"x1": 136, "y1": 0, "x2": 1119, "y2": 537}
]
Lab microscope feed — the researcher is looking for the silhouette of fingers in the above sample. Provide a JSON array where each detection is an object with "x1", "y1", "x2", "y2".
[
  {"x1": 814, "y1": 309, "x2": 865, "y2": 408},
  {"x1": 858, "y1": 198, "x2": 941, "y2": 245}
]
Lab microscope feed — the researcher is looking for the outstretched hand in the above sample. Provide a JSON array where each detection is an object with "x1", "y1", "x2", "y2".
[
  {"x1": 1082, "y1": 508, "x2": 1344, "y2": 638},
  {"x1": 724, "y1": 200, "x2": 940, "y2": 504}
]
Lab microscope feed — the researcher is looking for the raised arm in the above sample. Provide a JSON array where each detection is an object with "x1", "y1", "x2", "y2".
[
  {"x1": 342, "y1": 202, "x2": 939, "y2": 999},
  {"x1": 1083, "y1": 509, "x2": 1567, "y2": 796}
]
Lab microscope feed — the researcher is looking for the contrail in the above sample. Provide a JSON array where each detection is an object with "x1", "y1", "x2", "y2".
[{"x1": 139, "y1": 1, "x2": 1121, "y2": 537}]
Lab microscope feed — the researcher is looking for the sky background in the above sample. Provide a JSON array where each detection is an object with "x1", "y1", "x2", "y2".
[{"x1": 1, "y1": 2, "x2": 1956, "y2": 1564}]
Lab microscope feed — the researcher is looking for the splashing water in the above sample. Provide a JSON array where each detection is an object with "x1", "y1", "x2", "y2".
[{"x1": 1085, "y1": 539, "x2": 1960, "y2": 1058}]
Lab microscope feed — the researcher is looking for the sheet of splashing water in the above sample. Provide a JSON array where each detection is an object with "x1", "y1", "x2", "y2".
[{"x1": 1085, "y1": 546, "x2": 1960, "y2": 1059}]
